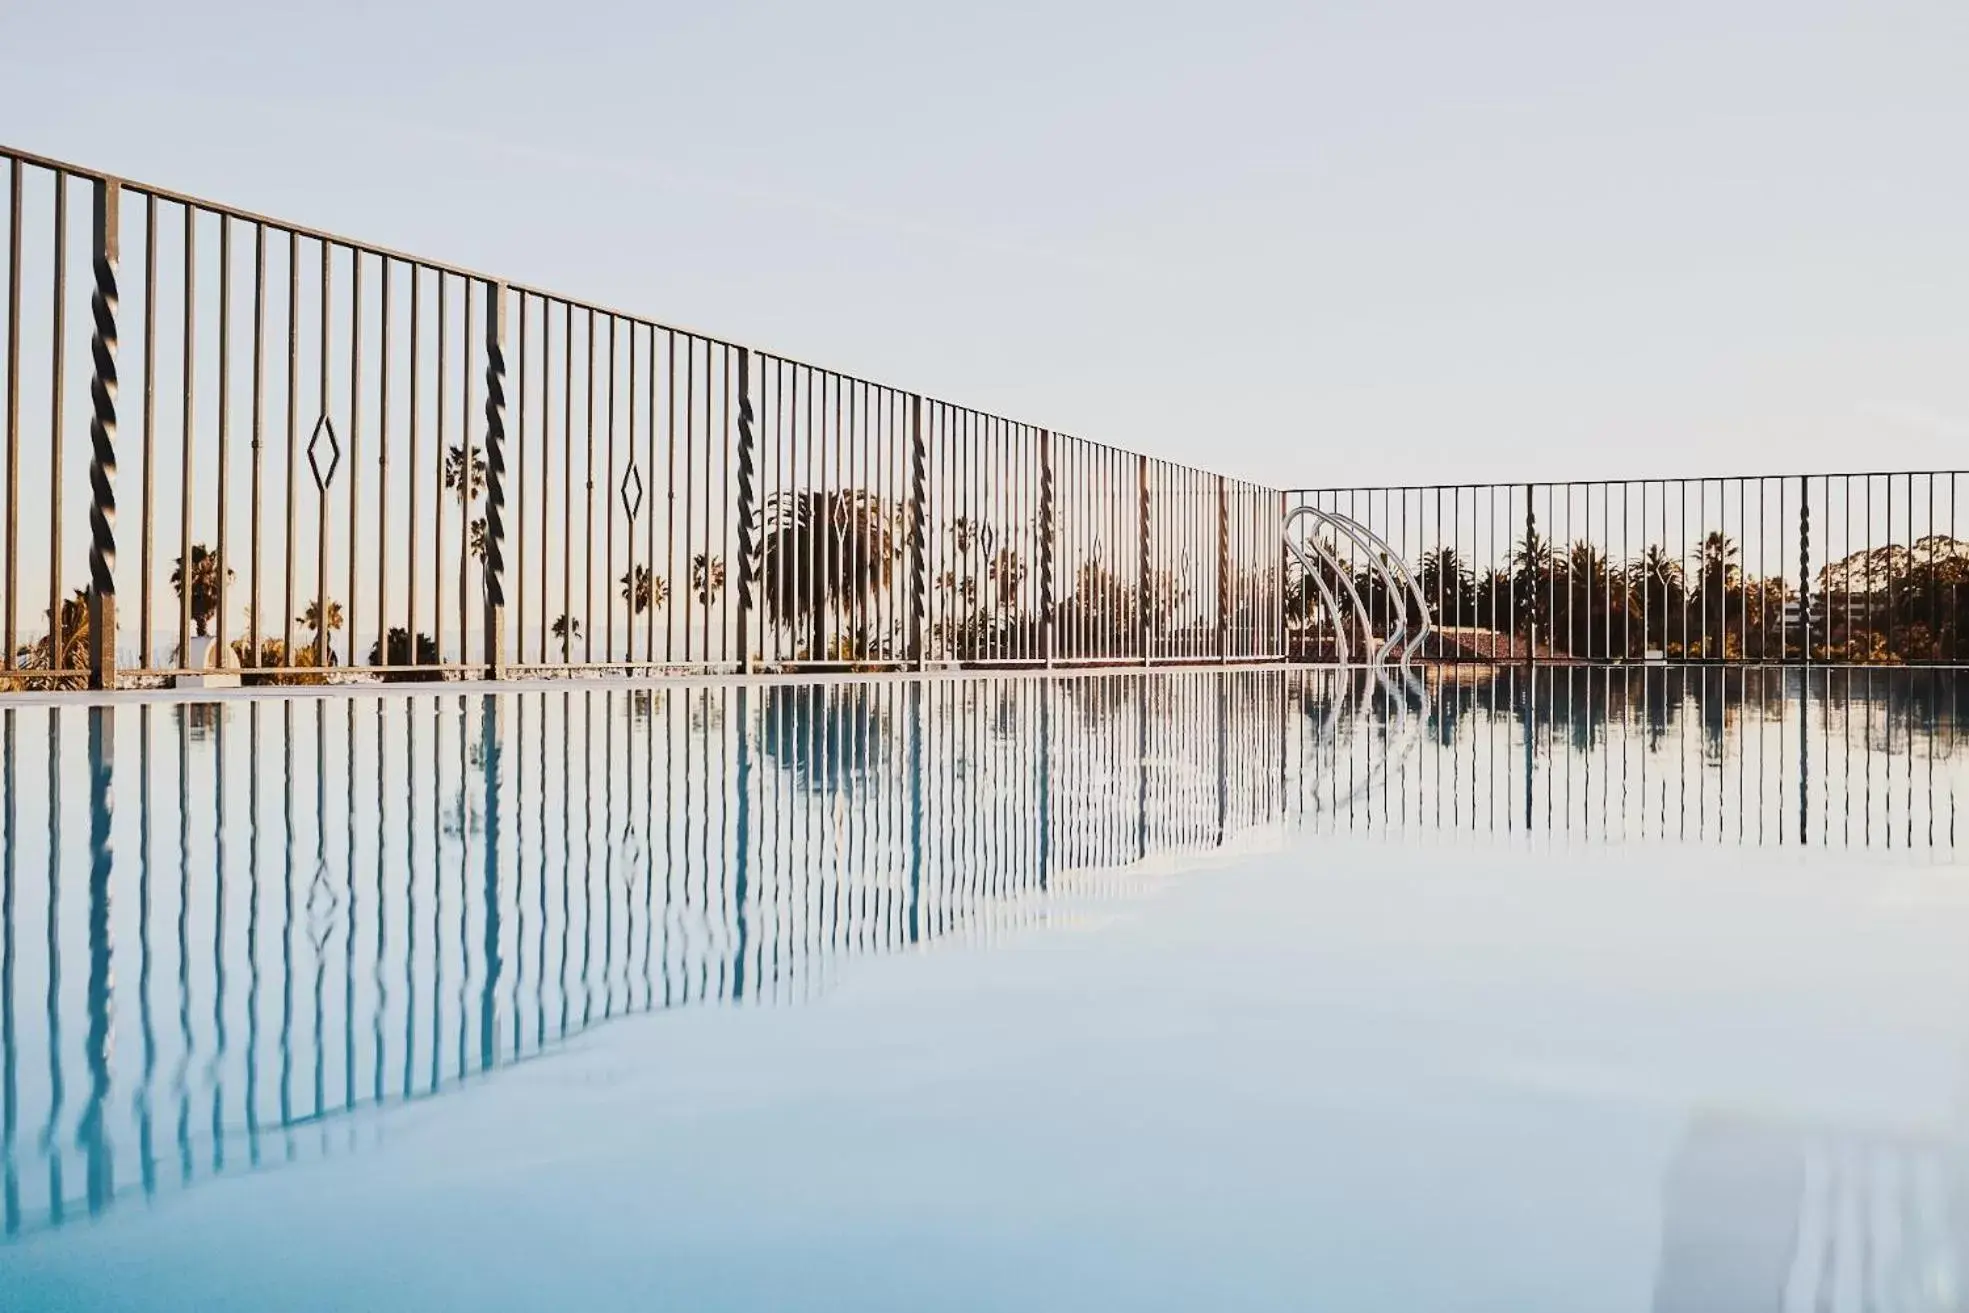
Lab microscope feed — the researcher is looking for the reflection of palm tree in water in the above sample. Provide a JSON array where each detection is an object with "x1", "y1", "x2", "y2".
[{"x1": 760, "y1": 683, "x2": 890, "y2": 791}]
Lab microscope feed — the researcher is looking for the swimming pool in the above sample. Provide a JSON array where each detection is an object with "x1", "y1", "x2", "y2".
[{"x1": 3, "y1": 668, "x2": 1966, "y2": 1310}]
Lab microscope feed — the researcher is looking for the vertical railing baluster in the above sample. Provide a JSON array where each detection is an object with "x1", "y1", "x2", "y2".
[
  {"x1": 86, "y1": 178, "x2": 120, "y2": 689},
  {"x1": 483, "y1": 281, "x2": 508, "y2": 676},
  {"x1": 1205, "y1": 474, "x2": 1220, "y2": 657},
  {"x1": 461, "y1": 280, "x2": 475, "y2": 669},
  {"x1": 1138, "y1": 453, "x2": 1150, "y2": 666},
  {"x1": 178, "y1": 205, "x2": 195, "y2": 671},
  {"x1": 1800, "y1": 475, "x2": 1811, "y2": 666},
  {"x1": 346, "y1": 250, "x2": 361, "y2": 673},
  {"x1": 247, "y1": 223, "x2": 264, "y2": 668},
  {"x1": 1037, "y1": 428, "x2": 1053, "y2": 667},
  {"x1": 310, "y1": 240, "x2": 335, "y2": 669},
  {"x1": 215, "y1": 214, "x2": 230, "y2": 673},
  {"x1": 514, "y1": 292, "x2": 526, "y2": 666},
  {"x1": 434, "y1": 276, "x2": 448, "y2": 665},
  {"x1": 375, "y1": 257, "x2": 389, "y2": 672},
  {"x1": 910, "y1": 393, "x2": 927, "y2": 670},
  {"x1": 3, "y1": 159, "x2": 19, "y2": 670},
  {"x1": 139, "y1": 196, "x2": 155, "y2": 671},
  {"x1": 405, "y1": 267, "x2": 420, "y2": 668},
  {"x1": 604, "y1": 317, "x2": 617, "y2": 665},
  {"x1": 734, "y1": 346, "x2": 755, "y2": 673},
  {"x1": 1522, "y1": 485, "x2": 1534, "y2": 669},
  {"x1": 49, "y1": 172, "x2": 69, "y2": 675},
  {"x1": 281, "y1": 231, "x2": 297, "y2": 670}
]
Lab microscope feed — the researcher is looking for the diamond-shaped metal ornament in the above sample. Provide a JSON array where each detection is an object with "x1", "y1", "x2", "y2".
[
  {"x1": 306, "y1": 866, "x2": 340, "y2": 951},
  {"x1": 308, "y1": 415, "x2": 342, "y2": 492},
  {"x1": 620, "y1": 463, "x2": 644, "y2": 520}
]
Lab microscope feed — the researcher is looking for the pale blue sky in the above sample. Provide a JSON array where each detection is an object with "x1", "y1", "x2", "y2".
[{"x1": 3, "y1": 0, "x2": 1965, "y2": 489}]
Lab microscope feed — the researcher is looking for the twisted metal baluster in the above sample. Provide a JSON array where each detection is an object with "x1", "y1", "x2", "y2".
[
  {"x1": 911, "y1": 396, "x2": 928, "y2": 668},
  {"x1": 482, "y1": 283, "x2": 509, "y2": 675},
  {"x1": 1217, "y1": 474, "x2": 1230, "y2": 660},
  {"x1": 734, "y1": 347, "x2": 757, "y2": 672},
  {"x1": 1799, "y1": 484, "x2": 1811, "y2": 662},
  {"x1": 87, "y1": 180, "x2": 120, "y2": 687},
  {"x1": 1138, "y1": 454, "x2": 1151, "y2": 664},
  {"x1": 1037, "y1": 429, "x2": 1052, "y2": 665}
]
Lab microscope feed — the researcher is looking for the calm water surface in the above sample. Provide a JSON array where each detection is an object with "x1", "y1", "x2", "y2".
[{"x1": 3, "y1": 668, "x2": 1968, "y2": 1312}]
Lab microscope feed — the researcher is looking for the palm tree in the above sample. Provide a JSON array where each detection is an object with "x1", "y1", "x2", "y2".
[
  {"x1": 619, "y1": 565, "x2": 668, "y2": 615},
  {"x1": 988, "y1": 547, "x2": 1027, "y2": 611},
  {"x1": 443, "y1": 444, "x2": 488, "y2": 501},
  {"x1": 1697, "y1": 531, "x2": 1739, "y2": 581},
  {"x1": 690, "y1": 554, "x2": 727, "y2": 607},
  {"x1": 1626, "y1": 545, "x2": 1684, "y2": 648},
  {"x1": 550, "y1": 613, "x2": 583, "y2": 661},
  {"x1": 1144, "y1": 567, "x2": 1193, "y2": 634},
  {"x1": 10, "y1": 589, "x2": 90, "y2": 687},
  {"x1": 445, "y1": 444, "x2": 492, "y2": 610},
  {"x1": 367, "y1": 627, "x2": 440, "y2": 681},
  {"x1": 296, "y1": 597, "x2": 344, "y2": 665},
  {"x1": 1474, "y1": 567, "x2": 1513, "y2": 633},
  {"x1": 1509, "y1": 529, "x2": 1558, "y2": 637},
  {"x1": 1559, "y1": 541, "x2": 1616, "y2": 656},
  {"x1": 297, "y1": 598, "x2": 344, "y2": 636},
  {"x1": 169, "y1": 543, "x2": 233, "y2": 637},
  {"x1": 1059, "y1": 559, "x2": 1136, "y2": 654},
  {"x1": 1694, "y1": 531, "x2": 1740, "y2": 655},
  {"x1": 759, "y1": 490, "x2": 900, "y2": 655},
  {"x1": 1418, "y1": 547, "x2": 1474, "y2": 625},
  {"x1": 947, "y1": 516, "x2": 984, "y2": 556}
]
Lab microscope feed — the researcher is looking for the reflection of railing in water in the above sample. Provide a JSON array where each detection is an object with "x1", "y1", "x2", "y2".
[
  {"x1": 0, "y1": 673, "x2": 1289, "y2": 1238},
  {"x1": 1289, "y1": 665, "x2": 1969, "y2": 848},
  {"x1": 5, "y1": 666, "x2": 1969, "y2": 1240}
]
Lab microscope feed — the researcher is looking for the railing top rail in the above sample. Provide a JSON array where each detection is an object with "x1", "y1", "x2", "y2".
[
  {"x1": 1291, "y1": 470, "x2": 1969, "y2": 494},
  {"x1": 1, "y1": 138, "x2": 1260, "y2": 490}
]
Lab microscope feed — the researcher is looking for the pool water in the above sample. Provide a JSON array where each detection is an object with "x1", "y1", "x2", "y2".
[{"x1": 3, "y1": 668, "x2": 1967, "y2": 1311}]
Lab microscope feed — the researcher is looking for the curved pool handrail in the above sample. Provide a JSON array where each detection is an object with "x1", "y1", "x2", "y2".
[
  {"x1": 1281, "y1": 510, "x2": 1376, "y2": 667},
  {"x1": 1283, "y1": 505, "x2": 1433, "y2": 668},
  {"x1": 1280, "y1": 527, "x2": 1356, "y2": 669},
  {"x1": 1315, "y1": 508, "x2": 1436, "y2": 666}
]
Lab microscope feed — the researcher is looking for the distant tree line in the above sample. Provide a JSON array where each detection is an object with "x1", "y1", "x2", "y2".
[{"x1": 1287, "y1": 530, "x2": 1969, "y2": 662}]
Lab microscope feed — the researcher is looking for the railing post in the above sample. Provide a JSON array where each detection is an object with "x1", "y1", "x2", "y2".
[
  {"x1": 1799, "y1": 475, "x2": 1811, "y2": 665},
  {"x1": 87, "y1": 177, "x2": 120, "y2": 689},
  {"x1": 1276, "y1": 489, "x2": 1288, "y2": 661},
  {"x1": 1038, "y1": 428, "x2": 1054, "y2": 666},
  {"x1": 909, "y1": 393, "x2": 933, "y2": 669},
  {"x1": 482, "y1": 281, "x2": 509, "y2": 677},
  {"x1": 735, "y1": 347, "x2": 757, "y2": 674},
  {"x1": 1217, "y1": 473, "x2": 1230, "y2": 662},
  {"x1": 910, "y1": 395, "x2": 928, "y2": 670},
  {"x1": 1523, "y1": 484, "x2": 1536, "y2": 671},
  {"x1": 1138, "y1": 454, "x2": 1150, "y2": 666}
]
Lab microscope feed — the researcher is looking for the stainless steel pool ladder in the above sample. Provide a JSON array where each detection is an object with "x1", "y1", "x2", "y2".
[{"x1": 1280, "y1": 505, "x2": 1435, "y2": 670}]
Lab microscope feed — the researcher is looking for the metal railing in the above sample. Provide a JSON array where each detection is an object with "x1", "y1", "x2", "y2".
[
  {"x1": 1289, "y1": 474, "x2": 1969, "y2": 665},
  {"x1": 0, "y1": 142, "x2": 1286, "y2": 688}
]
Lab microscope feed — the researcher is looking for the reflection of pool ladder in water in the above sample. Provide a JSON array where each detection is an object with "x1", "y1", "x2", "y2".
[
  {"x1": 1654, "y1": 1113, "x2": 1968, "y2": 1312},
  {"x1": 1282, "y1": 507, "x2": 1437, "y2": 813}
]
